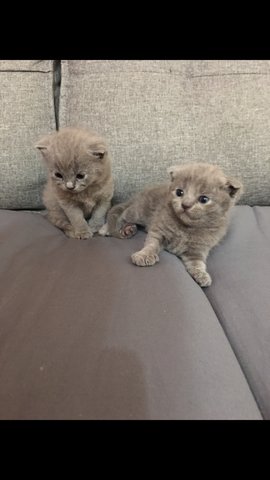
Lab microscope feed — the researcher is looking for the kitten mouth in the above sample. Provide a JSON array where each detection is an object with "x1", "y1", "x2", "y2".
[
  {"x1": 64, "y1": 187, "x2": 76, "y2": 192},
  {"x1": 64, "y1": 186, "x2": 84, "y2": 193},
  {"x1": 181, "y1": 212, "x2": 203, "y2": 226},
  {"x1": 181, "y1": 210, "x2": 192, "y2": 218},
  {"x1": 180, "y1": 210, "x2": 200, "y2": 224}
]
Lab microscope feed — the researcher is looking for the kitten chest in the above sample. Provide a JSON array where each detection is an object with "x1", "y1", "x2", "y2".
[
  {"x1": 71, "y1": 197, "x2": 96, "y2": 219},
  {"x1": 165, "y1": 228, "x2": 216, "y2": 256},
  {"x1": 81, "y1": 199, "x2": 96, "y2": 219}
]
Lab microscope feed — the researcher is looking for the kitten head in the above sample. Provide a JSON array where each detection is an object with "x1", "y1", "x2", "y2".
[
  {"x1": 36, "y1": 127, "x2": 111, "y2": 193},
  {"x1": 167, "y1": 163, "x2": 243, "y2": 227}
]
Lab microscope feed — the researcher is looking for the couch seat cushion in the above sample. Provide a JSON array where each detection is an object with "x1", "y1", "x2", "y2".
[
  {"x1": 206, "y1": 205, "x2": 270, "y2": 419},
  {"x1": 0, "y1": 210, "x2": 261, "y2": 419}
]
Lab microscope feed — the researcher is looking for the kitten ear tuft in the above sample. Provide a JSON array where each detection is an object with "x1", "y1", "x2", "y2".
[{"x1": 226, "y1": 177, "x2": 243, "y2": 199}]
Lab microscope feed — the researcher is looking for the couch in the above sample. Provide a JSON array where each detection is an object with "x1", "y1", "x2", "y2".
[{"x1": 0, "y1": 60, "x2": 269, "y2": 420}]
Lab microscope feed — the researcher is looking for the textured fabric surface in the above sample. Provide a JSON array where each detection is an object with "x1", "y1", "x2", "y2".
[
  {"x1": 60, "y1": 60, "x2": 270, "y2": 205},
  {"x1": 0, "y1": 60, "x2": 56, "y2": 209},
  {"x1": 205, "y1": 205, "x2": 270, "y2": 419},
  {"x1": 0, "y1": 210, "x2": 261, "y2": 419}
]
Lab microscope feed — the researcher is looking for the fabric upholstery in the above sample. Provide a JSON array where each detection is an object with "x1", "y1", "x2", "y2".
[
  {"x1": 60, "y1": 60, "x2": 270, "y2": 205},
  {"x1": 205, "y1": 205, "x2": 270, "y2": 419},
  {"x1": 0, "y1": 60, "x2": 56, "y2": 210},
  {"x1": 0, "y1": 210, "x2": 261, "y2": 419}
]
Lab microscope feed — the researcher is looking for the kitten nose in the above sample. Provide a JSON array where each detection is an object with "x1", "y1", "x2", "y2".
[
  {"x1": 182, "y1": 202, "x2": 193, "y2": 210},
  {"x1": 66, "y1": 182, "x2": 75, "y2": 190}
]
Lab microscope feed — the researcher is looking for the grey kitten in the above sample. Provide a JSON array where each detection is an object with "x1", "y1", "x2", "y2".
[
  {"x1": 36, "y1": 127, "x2": 114, "y2": 239},
  {"x1": 100, "y1": 163, "x2": 243, "y2": 287}
]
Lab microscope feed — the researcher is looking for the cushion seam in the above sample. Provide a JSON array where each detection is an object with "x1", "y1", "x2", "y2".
[{"x1": 203, "y1": 291, "x2": 264, "y2": 419}]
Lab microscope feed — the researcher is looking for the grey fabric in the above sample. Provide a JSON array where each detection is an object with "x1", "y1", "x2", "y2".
[
  {"x1": 60, "y1": 60, "x2": 270, "y2": 205},
  {"x1": 205, "y1": 205, "x2": 270, "y2": 419},
  {"x1": 0, "y1": 210, "x2": 261, "y2": 419},
  {"x1": 0, "y1": 60, "x2": 56, "y2": 210}
]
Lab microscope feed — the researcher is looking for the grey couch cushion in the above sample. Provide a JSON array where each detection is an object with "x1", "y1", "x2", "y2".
[
  {"x1": 0, "y1": 210, "x2": 261, "y2": 419},
  {"x1": 205, "y1": 205, "x2": 270, "y2": 419},
  {"x1": 60, "y1": 60, "x2": 270, "y2": 205},
  {"x1": 0, "y1": 60, "x2": 56, "y2": 210}
]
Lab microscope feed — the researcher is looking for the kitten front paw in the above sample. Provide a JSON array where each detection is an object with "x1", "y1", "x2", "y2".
[
  {"x1": 131, "y1": 251, "x2": 159, "y2": 267},
  {"x1": 65, "y1": 226, "x2": 93, "y2": 239},
  {"x1": 87, "y1": 221, "x2": 102, "y2": 234},
  {"x1": 98, "y1": 223, "x2": 110, "y2": 236},
  {"x1": 191, "y1": 270, "x2": 212, "y2": 288}
]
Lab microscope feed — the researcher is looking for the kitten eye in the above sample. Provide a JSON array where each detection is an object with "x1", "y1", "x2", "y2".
[
  {"x1": 76, "y1": 173, "x2": 85, "y2": 180},
  {"x1": 198, "y1": 195, "x2": 210, "y2": 204},
  {"x1": 55, "y1": 172, "x2": 63, "y2": 179},
  {"x1": 176, "y1": 189, "x2": 184, "y2": 197}
]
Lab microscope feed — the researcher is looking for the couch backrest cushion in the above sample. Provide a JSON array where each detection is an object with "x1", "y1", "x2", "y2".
[
  {"x1": 0, "y1": 60, "x2": 56, "y2": 210},
  {"x1": 59, "y1": 60, "x2": 270, "y2": 205}
]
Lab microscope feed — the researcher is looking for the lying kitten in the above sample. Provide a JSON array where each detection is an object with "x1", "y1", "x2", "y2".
[
  {"x1": 100, "y1": 163, "x2": 243, "y2": 287},
  {"x1": 36, "y1": 127, "x2": 113, "y2": 239}
]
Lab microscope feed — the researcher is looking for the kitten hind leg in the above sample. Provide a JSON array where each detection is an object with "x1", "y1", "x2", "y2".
[
  {"x1": 99, "y1": 202, "x2": 138, "y2": 239},
  {"x1": 117, "y1": 204, "x2": 141, "y2": 238}
]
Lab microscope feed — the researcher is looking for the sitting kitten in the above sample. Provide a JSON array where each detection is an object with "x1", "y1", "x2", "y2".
[
  {"x1": 100, "y1": 163, "x2": 243, "y2": 287},
  {"x1": 36, "y1": 127, "x2": 114, "y2": 239}
]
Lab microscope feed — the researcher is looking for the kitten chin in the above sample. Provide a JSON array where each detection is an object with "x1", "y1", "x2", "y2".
[
  {"x1": 36, "y1": 127, "x2": 114, "y2": 239},
  {"x1": 104, "y1": 162, "x2": 243, "y2": 287}
]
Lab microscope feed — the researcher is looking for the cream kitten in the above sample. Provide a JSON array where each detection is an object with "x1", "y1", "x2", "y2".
[
  {"x1": 100, "y1": 163, "x2": 243, "y2": 287},
  {"x1": 36, "y1": 127, "x2": 113, "y2": 239}
]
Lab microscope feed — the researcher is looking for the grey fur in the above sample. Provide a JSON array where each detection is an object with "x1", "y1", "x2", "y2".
[
  {"x1": 36, "y1": 127, "x2": 114, "y2": 239},
  {"x1": 101, "y1": 163, "x2": 243, "y2": 287}
]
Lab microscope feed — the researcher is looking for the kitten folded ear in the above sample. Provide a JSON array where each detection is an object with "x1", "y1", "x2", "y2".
[
  {"x1": 167, "y1": 165, "x2": 183, "y2": 181},
  {"x1": 225, "y1": 177, "x2": 243, "y2": 200},
  {"x1": 88, "y1": 148, "x2": 106, "y2": 159},
  {"x1": 35, "y1": 134, "x2": 52, "y2": 160}
]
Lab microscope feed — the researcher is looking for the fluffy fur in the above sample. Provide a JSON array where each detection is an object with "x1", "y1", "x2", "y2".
[
  {"x1": 100, "y1": 163, "x2": 243, "y2": 287},
  {"x1": 36, "y1": 127, "x2": 114, "y2": 239}
]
